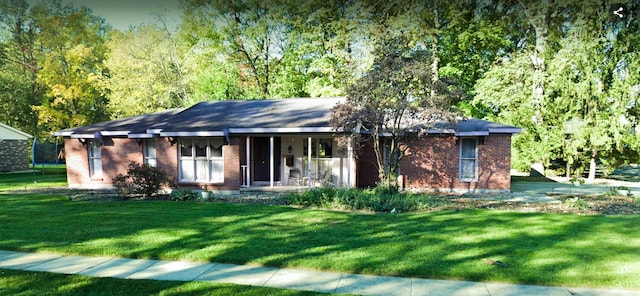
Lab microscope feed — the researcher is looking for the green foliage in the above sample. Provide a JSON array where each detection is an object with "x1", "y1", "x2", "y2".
[
  {"x1": 101, "y1": 24, "x2": 192, "y2": 118},
  {"x1": 564, "y1": 197, "x2": 590, "y2": 211},
  {"x1": 287, "y1": 187, "x2": 448, "y2": 213},
  {"x1": 331, "y1": 43, "x2": 462, "y2": 186},
  {"x1": 170, "y1": 188, "x2": 200, "y2": 201},
  {"x1": 113, "y1": 162, "x2": 172, "y2": 198}
]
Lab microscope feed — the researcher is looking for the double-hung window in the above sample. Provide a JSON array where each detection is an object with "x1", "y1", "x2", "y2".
[
  {"x1": 179, "y1": 138, "x2": 224, "y2": 183},
  {"x1": 459, "y1": 138, "x2": 478, "y2": 181},
  {"x1": 143, "y1": 138, "x2": 157, "y2": 167},
  {"x1": 88, "y1": 139, "x2": 102, "y2": 178}
]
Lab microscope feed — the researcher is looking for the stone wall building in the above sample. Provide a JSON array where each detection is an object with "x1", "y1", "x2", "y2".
[{"x1": 0, "y1": 123, "x2": 32, "y2": 172}]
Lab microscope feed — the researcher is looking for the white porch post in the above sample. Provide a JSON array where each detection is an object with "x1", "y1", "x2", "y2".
[
  {"x1": 347, "y1": 136, "x2": 353, "y2": 188},
  {"x1": 246, "y1": 136, "x2": 251, "y2": 188},
  {"x1": 270, "y1": 136, "x2": 274, "y2": 188},
  {"x1": 307, "y1": 137, "x2": 312, "y2": 189}
]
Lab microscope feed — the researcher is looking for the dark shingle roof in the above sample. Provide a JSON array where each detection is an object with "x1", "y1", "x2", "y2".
[
  {"x1": 54, "y1": 98, "x2": 521, "y2": 138},
  {"x1": 53, "y1": 108, "x2": 184, "y2": 137},
  {"x1": 159, "y1": 98, "x2": 343, "y2": 133}
]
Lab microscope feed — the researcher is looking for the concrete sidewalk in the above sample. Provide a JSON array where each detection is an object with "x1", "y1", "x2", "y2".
[{"x1": 1, "y1": 250, "x2": 637, "y2": 296}]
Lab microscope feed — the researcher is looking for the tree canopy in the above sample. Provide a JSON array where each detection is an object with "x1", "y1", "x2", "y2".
[{"x1": 0, "y1": 0, "x2": 638, "y2": 177}]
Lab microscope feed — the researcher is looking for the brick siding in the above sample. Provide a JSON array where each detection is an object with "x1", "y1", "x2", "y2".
[
  {"x1": 357, "y1": 134, "x2": 512, "y2": 192},
  {"x1": 0, "y1": 140, "x2": 30, "y2": 172}
]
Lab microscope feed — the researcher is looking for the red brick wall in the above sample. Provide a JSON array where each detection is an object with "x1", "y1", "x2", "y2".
[
  {"x1": 355, "y1": 138, "x2": 380, "y2": 188},
  {"x1": 156, "y1": 137, "x2": 178, "y2": 186},
  {"x1": 64, "y1": 138, "x2": 89, "y2": 188},
  {"x1": 356, "y1": 134, "x2": 512, "y2": 191},
  {"x1": 65, "y1": 136, "x2": 242, "y2": 191},
  {"x1": 64, "y1": 137, "x2": 143, "y2": 188},
  {"x1": 401, "y1": 135, "x2": 512, "y2": 191},
  {"x1": 101, "y1": 138, "x2": 143, "y2": 184}
]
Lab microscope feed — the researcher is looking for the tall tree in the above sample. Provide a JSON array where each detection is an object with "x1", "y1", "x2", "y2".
[
  {"x1": 475, "y1": 0, "x2": 640, "y2": 177},
  {"x1": 331, "y1": 42, "x2": 462, "y2": 187},
  {"x1": 101, "y1": 24, "x2": 192, "y2": 118},
  {"x1": 0, "y1": 0, "x2": 41, "y2": 137},
  {"x1": 182, "y1": 0, "x2": 294, "y2": 98},
  {"x1": 28, "y1": 0, "x2": 110, "y2": 135}
]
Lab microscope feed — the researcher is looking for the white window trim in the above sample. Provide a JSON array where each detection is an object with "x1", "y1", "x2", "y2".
[
  {"x1": 143, "y1": 138, "x2": 157, "y2": 167},
  {"x1": 179, "y1": 138, "x2": 224, "y2": 183},
  {"x1": 459, "y1": 137, "x2": 478, "y2": 182},
  {"x1": 88, "y1": 139, "x2": 103, "y2": 179}
]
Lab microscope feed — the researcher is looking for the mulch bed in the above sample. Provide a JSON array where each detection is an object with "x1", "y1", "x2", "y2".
[{"x1": 441, "y1": 194, "x2": 640, "y2": 215}]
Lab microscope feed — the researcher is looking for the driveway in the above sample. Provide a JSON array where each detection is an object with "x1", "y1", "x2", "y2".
[{"x1": 511, "y1": 178, "x2": 640, "y2": 197}]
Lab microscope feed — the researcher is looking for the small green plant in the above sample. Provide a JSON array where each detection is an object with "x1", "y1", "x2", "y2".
[
  {"x1": 569, "y1": 177, "x2": 585, "y2": 186},
  {"x1": 170, "y1": 188, "x2": 200, "y2": 201},
  {"x1": 565, "y1": 196, "x2": 590, "y2": 210},
  {"x1": 114, "y1": 162, "x2": 172, "y2": 198}
]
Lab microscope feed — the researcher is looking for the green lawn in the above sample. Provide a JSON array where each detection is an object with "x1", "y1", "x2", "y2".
[
  {"x1": 0, "y1": 166, "x2": 67, "y2": 191},
  {"x1": 0, "y1": 269, "x2": 333, "y2": 296},
  {"x1": 1, "y1": 194, "x2": 639, "y2": 290}
]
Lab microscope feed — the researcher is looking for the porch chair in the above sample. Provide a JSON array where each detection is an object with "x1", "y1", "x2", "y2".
[{"x1": 288, "y1": 168, "x2": 302, "y2": 186}]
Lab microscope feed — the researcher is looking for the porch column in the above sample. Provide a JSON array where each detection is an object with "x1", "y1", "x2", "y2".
[
  {"x1": 308, "y1": 137, "x2": 312, "y2": 189},
  {"x1": 270, "y1": 136, "x2": 274, "y2": 188},
  {"x1": 246, "y1": 136, "x2": 251, "y2": 188},
  {"x1": 347, "y1": 136, "x2": 353, "y2": 188}
]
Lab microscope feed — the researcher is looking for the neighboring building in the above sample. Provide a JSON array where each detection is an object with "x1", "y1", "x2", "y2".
[
  {"x1": 54, "y1": 98, "x2": 521, "y2": 193},
  {"x1": 0, "y1": 123, "x2": 32, "y2": 172}
]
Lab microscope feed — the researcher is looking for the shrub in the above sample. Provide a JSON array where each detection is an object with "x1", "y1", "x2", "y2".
[
  {"x1": 287, "y1": 187, "x2": 446, "y2": 213},
  {"x1": 114, "y1": 162, "x2": 172, "y2": 198},
  {"x1": 170, "y1": 188, "x2": 200, "y2": 201}
]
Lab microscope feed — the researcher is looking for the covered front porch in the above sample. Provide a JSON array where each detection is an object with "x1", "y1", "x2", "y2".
[{"x1": 239, "y1": 135, "x2": 356, "y2": 189}]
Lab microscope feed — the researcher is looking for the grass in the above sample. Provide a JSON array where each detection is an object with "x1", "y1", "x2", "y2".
[
  {"x1": 0, "y1": 165, "x2": 67, "y2": 191},
  {"x1": 0, "y1": 194, "x2": 639, "y2": 290},
  {"x1": 0, "y1": 268, "x2": 333, "y2": 296}
]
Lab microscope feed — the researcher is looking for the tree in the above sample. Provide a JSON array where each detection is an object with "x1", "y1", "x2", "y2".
[
  {"x1": 1, "y1": 0, "x2": 110, "y2": 138},
  {"x1": 28, "y1": 0, "x2": 110, "y2": 135},
  {"x1": 331, "y1": 44, "x2": 461, "y2": 187},
  {"x1": 475, "y1": 0, "x2": 640, "y2": 178},
  {"x1": 101, "y1": 24, "x2": 192, "y2": 118},
  {"x1": 0, "y1": 0, "x2": 42, "y2": 137},
  {"x1": 182, "y1": 0, "x2": 294, "y2": 98}
]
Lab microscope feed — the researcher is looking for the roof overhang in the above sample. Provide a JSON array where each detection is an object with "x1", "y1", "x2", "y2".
[
  {"x1": 228, "y1": 127, "x2": 335, "y2": 134},
  {"x1": 488, "y1": 127, "x2": 523, "y2": 134},
  {"x1": 455, "y1": 131, "x2": 490, "y2": 136},
  {"x1": 160, "y1": 131, "x2": 226, "y2": 137}
]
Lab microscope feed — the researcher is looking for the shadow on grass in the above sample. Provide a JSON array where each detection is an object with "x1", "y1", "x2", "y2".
[{"x1": 1, "y1": 194, "x2": 639, "y2": 289}]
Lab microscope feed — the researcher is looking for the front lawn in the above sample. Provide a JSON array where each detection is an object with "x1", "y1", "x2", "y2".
[
  {"x1": 0, "y1": 166, "x2": 67, "y2": 191},
  {"x1": 1, "y1": 194, "x2": 639, "y2": 289},
  {"x1": 0, "y1": 268, "x2": 331, "y2": 296}
]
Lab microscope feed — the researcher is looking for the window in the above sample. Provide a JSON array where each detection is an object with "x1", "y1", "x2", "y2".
[
  {"x1": 88, "y1": 140, "x2": 102, "y2": 178},
  {"x1": 179, "y1": 138, "x2": 224, "y2": 183},
  {"x1": 459, "y1": 138, "x2": 478, "y2": 181},
  {"x1": 143, "y1": 138, "x2": 157, "y2": 167}
]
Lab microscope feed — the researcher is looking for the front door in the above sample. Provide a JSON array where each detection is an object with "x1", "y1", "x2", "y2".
[{"x1": 253, "y1": 137, "x2": 281, "y2": 182}]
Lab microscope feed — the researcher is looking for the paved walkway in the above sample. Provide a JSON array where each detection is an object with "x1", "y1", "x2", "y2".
[{"x1": 1, "y1": 250, "x2": 637, "y2": 296}]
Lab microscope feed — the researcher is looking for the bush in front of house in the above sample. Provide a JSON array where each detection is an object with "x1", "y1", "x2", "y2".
[
  {"x1": 170, "y1": 188, "x2": 200, "y2": 201},
  {"x1": 287, "y1": 185, "x2": 446, "y2": 213},
  {"x1": 114, "y1": 162, "x2": 173, "y2": 198}
]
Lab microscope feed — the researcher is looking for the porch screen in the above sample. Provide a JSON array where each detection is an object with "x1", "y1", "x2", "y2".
[
  {"x1": 303, "y1": 138, "x2": 332, "y2": 182},
  {"x1": 179, "y1": 138, "x2": 224, "y2": 183}
]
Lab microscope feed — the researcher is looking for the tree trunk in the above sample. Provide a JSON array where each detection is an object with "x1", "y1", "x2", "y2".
[
  {"x1": 430, "y1": 4, "x2": 440, "y2": 98},
  {"x1": 588, "y1": 147, "x2": 598, "y2": 180}
]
